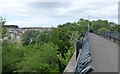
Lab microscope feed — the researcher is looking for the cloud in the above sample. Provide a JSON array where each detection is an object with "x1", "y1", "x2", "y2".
[
  {"x1": 0, "y1": 0, "x2": 119, "y2": 27},
  {"x1": 28, "y1": 2, "x2": 69, "y2": 9}
]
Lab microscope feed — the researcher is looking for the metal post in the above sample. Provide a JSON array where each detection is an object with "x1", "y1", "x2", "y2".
[
  {"x1": 114, "y1": 32, "x2": 116, "y2": 42},
  {"x1": 87, "y1": 16, "x2": 90, "y2": 33}
]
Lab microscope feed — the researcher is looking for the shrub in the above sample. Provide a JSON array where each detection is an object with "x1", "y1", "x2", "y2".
[{"x1": 98, "y1": 27, "x2": 109, "y2": 35}]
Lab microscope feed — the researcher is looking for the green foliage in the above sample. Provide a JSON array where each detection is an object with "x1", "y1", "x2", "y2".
[
  {"x1": 50, "y1": 28, "x2": 71, "y2": 58},
  {"x1": 2, "y1": 40, "x2": 22, "y2": 72},
  {"x1": 2, "y1": 41, "x2": 60, "y2": 72},
  {"x1": 1, "y1": 18, "x2": 7, "y2": 38},
  {"x1": 35, "y1": 31, "x2": 49, "y2": 45},
  {"x1": 2, "y1": 25, "x2": 7, "y2": 38},
  {"x1": 0, "y1": 46, "x2": 1, "y2": 73},
  {"x1": 117, "y1": 25, "x2": 120, "y2": 32},
  {"x1": 2, "y1": 18, "x2": 118, "y2": 73},
  {"x1": 15, "y1": 43, "x2": 59, "y2": 72},
  {"x1": 77, "y1": 18, "x2": 89, "y2": 34},
  {"x1": 21, "y1": 30, "x2": 39, "y2": 45},
  {"x1": 90, "y1": 19, "x2": 117, "y2": 33},
  {"x1": 98, "y1": 27, "x2": 109, "y2": 34},
  {"x1": 69, "y1": 31, "x2": 80, "y2": 49},
  {"x1": 57, "y1": 48, "x2": 75, "y2": 66},
  {"x1": 0, "y1": 24, "x2": 2, "y2": 38}
]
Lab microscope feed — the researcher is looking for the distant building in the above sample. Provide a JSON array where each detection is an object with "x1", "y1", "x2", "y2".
[
  {"x1": 4, "y1": 25, "x2": 53, "y2": 41},
  {"x1": 4, "y1": 25, "x2": 19, "y2": 34},
  {"x1": 20, "y1": 27, "x2": 52, "y2": 32},
  {"x1": 3, "y1": 25, "x2": 19, "y2": 28}
]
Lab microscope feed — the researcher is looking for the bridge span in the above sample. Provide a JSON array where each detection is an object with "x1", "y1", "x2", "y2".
[
  {"x1": 89, "y1": 33, "x2": 118, "y2": 72},
  {"x1": 64, "y1": 33, "x2": 118, "y2": 73}
]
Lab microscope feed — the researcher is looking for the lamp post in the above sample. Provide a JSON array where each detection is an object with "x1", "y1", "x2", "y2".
[
  {"x1": 87, "y1": 16, "x2": 90, "y2": 35},
  {"x1": 88, "y1": 16, "x2": 90, "y2": 32}
]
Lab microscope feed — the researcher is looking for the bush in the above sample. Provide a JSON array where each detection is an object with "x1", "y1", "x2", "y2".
[
  {"x1": 98, "y1": 27, "x2": 109, "y2": 35},
  {"x1": 15, "y1": 43, "x2": 59, "y2": 72},
  {"x1": 21, "y1": 30, "x2": 39, "y2": 45},
  {"x1": 35, "y1": 31, "x2": 49, "y2": 45},
  {"x1": 2, "y1": 40, "x2": 23, "y2": 72}
]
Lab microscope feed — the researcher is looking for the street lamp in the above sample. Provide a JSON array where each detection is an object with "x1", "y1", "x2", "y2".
[{"x1": 87, "y1": 16, "x2": 90, "y2": 35}]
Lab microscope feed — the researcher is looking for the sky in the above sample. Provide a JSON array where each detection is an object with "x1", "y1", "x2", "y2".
[{"x1": 0, "y1": 0, "x2": 119, "y2": 28}]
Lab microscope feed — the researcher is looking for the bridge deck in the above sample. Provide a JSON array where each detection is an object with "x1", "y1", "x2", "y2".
[{"x1": 89, "y1": 33, "x2": 118, "y2": 72}]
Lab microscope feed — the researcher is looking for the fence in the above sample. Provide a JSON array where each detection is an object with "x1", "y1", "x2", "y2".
[
  {"x1": 100, "y1": 32, "x2": 120, "y2": 42},
  {"x1": 75, "y1": 32, "x2": 94, "y2": 74}
]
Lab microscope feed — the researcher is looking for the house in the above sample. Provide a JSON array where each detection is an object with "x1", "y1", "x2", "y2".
[{"x1": 3, "y1": 25, "x2": 53, "y2": 41}]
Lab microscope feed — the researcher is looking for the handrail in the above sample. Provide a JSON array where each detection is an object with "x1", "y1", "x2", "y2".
[
  {"x1": 75, "y1": 32, "x2": 94, "y2": 74},
  {"x1": 100, "y1": 32, "x2": 120, "y2": 42}
]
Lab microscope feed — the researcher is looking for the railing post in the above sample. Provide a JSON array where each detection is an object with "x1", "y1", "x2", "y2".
[
  {"x1": 114, "y1": 32, "x2": 115, "y2": 42},
  {"x1": 109, "y1": 32, "x2": 111, "y2": 40},
  {"x1": 100, "y1": 32, "x2": 120, "y2": 43}
]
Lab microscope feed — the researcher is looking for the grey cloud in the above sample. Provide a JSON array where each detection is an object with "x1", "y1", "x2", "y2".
[
  {"x1": 27, "y1": 2, "x2": 69, "y2": 9},
  {"x1": 2, "y1": 0, "x2": 118, "y2": 27},
  {"x1": 23, "y1": 1, "x2": 117, "y2": 20}
]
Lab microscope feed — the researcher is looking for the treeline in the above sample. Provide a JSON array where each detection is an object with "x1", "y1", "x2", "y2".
[
  {"x1": 2, "y1": 18, "x2": 118, "y2": 73},
  {"x1": 89, "y1": 19, "x2": 119, "y2": 33}
]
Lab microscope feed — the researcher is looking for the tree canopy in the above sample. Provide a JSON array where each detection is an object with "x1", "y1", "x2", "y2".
[{"x1": 2, "y1": 18, "x2": 119, "y2": 73}]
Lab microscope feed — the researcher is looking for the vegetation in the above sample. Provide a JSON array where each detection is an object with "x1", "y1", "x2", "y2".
[
  {"x1": 90, "y1": 19, "x2": 118, "y2": 33},
  {"x1": 3, "y1": 25, "x2": 19, "y2": 28},
  {"x1": 98, "y1": 27, "x2": 109, "y2": 35},
  {"x1": 21, "y1": 30, "x2": 39, "y2": 45},
  {"x1": 2, "y1": 18, "x2": 118, "y2": 73}
]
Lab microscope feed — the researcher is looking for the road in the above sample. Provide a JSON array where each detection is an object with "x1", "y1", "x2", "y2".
[{"x1": 89, "y1": 33, "x2": 118, "y2": 72}]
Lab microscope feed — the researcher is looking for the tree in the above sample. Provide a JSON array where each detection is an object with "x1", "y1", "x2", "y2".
[
  {"x1": 35, "y1": 31, "x2": 49, "y2": 45},
  {"x1": 2, "y1": 41, "x2": 22, "y2": 72},
  {"x1": 21, "y1": 30, "x2": 39, "y2": 45},
  {"x1": 98, "y1": 27, "x2": 109, "y2": 35},
  {"x1": 50, "y1": 28, "x2": 71, "y2": 58},
  {"x1": 15, "y1": 43, "x2": 59, "y2": 72},
  {"x1": 0, "y1": 24, "x2": 2, "y2": 38},
  {"x1": 0, "y1": 17, "x2": 7, "y2": 38}
]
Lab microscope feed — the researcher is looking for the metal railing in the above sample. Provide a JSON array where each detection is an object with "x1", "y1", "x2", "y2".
[
  {"x1": 75, "y1": 32, "x2": 94, "y2": 74},
  {"x1": 100, "y1": 32, "x2": 120, "y2": 42}
]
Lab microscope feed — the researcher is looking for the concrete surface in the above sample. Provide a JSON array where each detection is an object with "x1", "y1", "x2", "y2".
[
  {"x1": 63, "y1": 51, "x2": 77, "y2": 72},
  {"x1": 89, "y1": 33, "x2": 118, "y2": 72}
]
